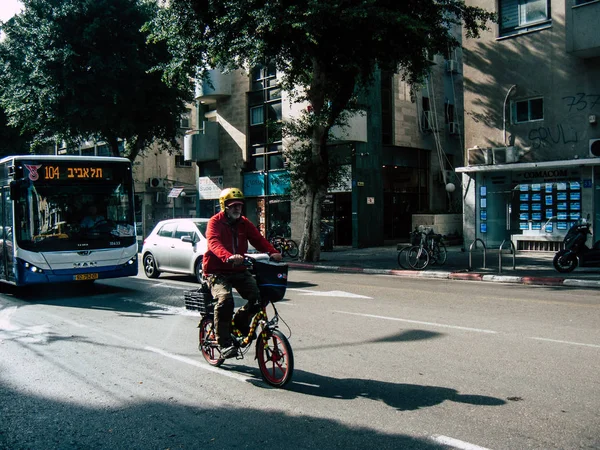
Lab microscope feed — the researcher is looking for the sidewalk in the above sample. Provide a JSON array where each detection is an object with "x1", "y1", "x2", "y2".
[{"x1": 285, "y1": 244, "x2": 600, "y2": 289}]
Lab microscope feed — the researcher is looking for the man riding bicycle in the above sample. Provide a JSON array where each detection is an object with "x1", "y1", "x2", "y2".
[{"x1": 203, "y1": 188, "x2": 282, "y2": 359}]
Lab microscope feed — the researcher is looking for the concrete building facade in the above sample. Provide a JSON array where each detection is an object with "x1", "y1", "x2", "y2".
[
  {"x1": 187, "y1": 51, "x2": 466, "y2": 248},
  {"x1": 459, "y1": 0, "x2": 600, "y2": 252}
]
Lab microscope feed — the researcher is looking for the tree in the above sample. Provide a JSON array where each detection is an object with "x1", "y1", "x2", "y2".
[
  {"x1": 0, "y1": 106, "x2": 34, "y2": 157},
  {"x1": 148, "y1": 0, "x2": 495, "y2": 261},
  {"x1": 0, "y1": 0, "x2": 192, "y2": 161}
]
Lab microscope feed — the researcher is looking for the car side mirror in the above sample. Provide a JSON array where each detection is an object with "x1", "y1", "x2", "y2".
[{"x1": 181, "y1": 236, "x2": 194, "y2": 244}]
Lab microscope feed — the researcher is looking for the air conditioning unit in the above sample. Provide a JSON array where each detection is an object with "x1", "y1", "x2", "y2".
[
  {"x1": 421, "y1": 111, "x2": 433, "y2": 132},
  {"x1": 148, "y1": 177, "x2": 164, "y2": 189},
  {"x1": 492, "y1": 146, "x2": 519, "y2": 164},
  {"x1": 448, "y1": 122, "x2": 460, "y2": 135},
  {"x1": 467, "y1": 147, "x2": 493, "y2": 165},
  {"x1": 446, "y1": 59, "x2": 459, "y2": 73},
  {"x1": 589, "y1": 139, "x2": 600, "y2": 157}
]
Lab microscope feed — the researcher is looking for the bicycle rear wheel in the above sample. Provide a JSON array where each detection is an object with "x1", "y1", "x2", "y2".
[
  {"x1": 407, "y1": 246, "x2": 430, "y2": 270},
  {"x1": 285, "y1": 239, "x2": 299, "y2": 258},
  {"x1": 256, "y1": 329, "x2": 294, "y2": 387},
  {"x1": 198, "y1": 316, "x2": 224, "y2": 367},
  {"x1": 431, "y1": 242, "x2": 447, "y2": 265}
]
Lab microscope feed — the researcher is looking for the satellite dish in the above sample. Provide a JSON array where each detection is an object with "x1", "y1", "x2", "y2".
[{"x1": 445, "y1": 183, "x2": 456, "y2": 193}]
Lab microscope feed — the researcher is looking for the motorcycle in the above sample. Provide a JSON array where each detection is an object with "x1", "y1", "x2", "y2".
[{"x1": 553, "y1": 216, "x2": 600, "y2": 273}]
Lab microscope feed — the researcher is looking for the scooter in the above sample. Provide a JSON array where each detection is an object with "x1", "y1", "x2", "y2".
[{"x1": 553, "y1": 216, "x2": 600, "y2": 273}]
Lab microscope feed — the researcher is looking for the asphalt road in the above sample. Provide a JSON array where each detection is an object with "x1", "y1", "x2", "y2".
[{"x1": 0, "y1": 271, "x2": 599, "y2": 450}]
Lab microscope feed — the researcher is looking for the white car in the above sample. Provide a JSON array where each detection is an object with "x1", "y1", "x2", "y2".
[{"x1": 141, "y1": 218, "x2": 209, "y2": 283}]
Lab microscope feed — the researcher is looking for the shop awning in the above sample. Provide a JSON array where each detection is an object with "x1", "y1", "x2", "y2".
[{"x1": 456, "y1": 158, "x2": 600, "y2": 173}]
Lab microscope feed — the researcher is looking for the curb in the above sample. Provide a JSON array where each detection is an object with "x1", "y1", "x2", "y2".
[{"x1": 287, "y1": 262, "x2": 600, "y2": 288}]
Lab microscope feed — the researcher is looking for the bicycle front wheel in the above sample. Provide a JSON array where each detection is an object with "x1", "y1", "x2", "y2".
[
  {"x1": 397, "y1": 246, "x2": 412, "y2": 269},
  {"x1": 285, "y1": 239, "x2": 299, "y2": 258},
  {"x1": 431, "y1": 242, "x2": 447, "y2": 265},
  {"x1": 256, "y1": 329, "x2": 294, "y2": 387},
  {"x1": 198, "y1": 316, "x2": 224, "y2": 367},
  {"x1": 407, "y1": 246, "x2": 430, "y2": 270}
]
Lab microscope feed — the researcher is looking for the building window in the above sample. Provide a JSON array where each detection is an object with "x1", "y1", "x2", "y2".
[
  {"x1": 175, "y1": 154, "x2": 192, "y2": 167},
  {"x1": 250, "y1": 106, "x2": 264, "y2": 125},
  {"x1": 248, "y1": 64, "x2": 283, "y2": 174},
  {"x1": 513, "y1": 98, "x2": 544, "y2": 123},
  {"x1": 500, "y1": 0, "x2": 550, "y2": 36},
  {"x1": 180, "y1": 109, "x2": 191, "y2": 129}
]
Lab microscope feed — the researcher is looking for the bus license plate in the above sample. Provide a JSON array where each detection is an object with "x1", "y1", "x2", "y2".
[{"x1": 75, "y1": 273, "x2": 99, "y2": 281}]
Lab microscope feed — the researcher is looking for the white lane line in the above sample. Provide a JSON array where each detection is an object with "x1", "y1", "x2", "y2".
[
  {"x1": 145, "y1": 346, "x2": 251, "y2": 382},
  {"x1": 335, "y1": 311, "x2": 498, "y2": 334},
  {"x1": 288, "y1": 288, "x2": 372, "y2": 299},
  {"x1": 529, "y1": 337, "x2": 600, "y2": 349},
  {"x1": 430, "y1": 435, "x2": 492, "y2": 450}
]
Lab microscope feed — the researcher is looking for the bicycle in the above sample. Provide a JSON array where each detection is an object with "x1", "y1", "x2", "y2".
[
  {"x1": 404, "y1": 229, "x2": 447, "y2": 270},
  {"x1": 185, "y1": 254, "x2": 294, "y2": 388},
  {"x1": 268, "y1": 232, "x2": 299, "y2": 258}
]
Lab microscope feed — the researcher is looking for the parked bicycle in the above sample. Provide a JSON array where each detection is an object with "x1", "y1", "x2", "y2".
[
  {"x1": 268, "y1": 231, "x2": 299, "y2": 258},
  {"x1": 398, "y1": 228, "x2": 447, "y2": 270},
  {"x1": 185, "y1": 254, "x2": 294, "y2": 388}
]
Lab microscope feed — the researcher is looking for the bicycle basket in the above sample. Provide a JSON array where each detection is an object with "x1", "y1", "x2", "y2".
[
  {"x1": 184, "y1": 284, "x2": 214, "y2": 314},
  {"x1": 253, "y1": 260, "x2": 288, "y2": 303}
]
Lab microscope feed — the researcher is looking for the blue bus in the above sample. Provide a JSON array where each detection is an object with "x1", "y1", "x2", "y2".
[{"x1": 0, "y1": 155, "x2": 138, "y2": 286}]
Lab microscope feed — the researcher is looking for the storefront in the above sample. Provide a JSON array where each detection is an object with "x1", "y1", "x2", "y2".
[
  {"x1": 243, "y1": 170, "x2": 291, "y2": 237},
  {"x1": 458, "y1": 159, "x2": 600, "y2": 251}
]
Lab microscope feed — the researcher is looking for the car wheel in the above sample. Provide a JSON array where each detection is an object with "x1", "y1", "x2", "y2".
[
  {"x1": 143, "y1": 253, "x2": 161, "y2": 278},
  {"x1": 195, "y1": 259, "x2": 204, "y2": 284}
]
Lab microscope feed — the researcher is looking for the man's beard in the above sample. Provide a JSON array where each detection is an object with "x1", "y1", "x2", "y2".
[{"x1": 226, "y1": 210, "x2": 242, "y2": 221}]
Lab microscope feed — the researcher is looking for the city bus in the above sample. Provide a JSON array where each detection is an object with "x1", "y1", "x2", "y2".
[{"x1": 0, "y1": 155, "x2": 138, "y2": 286}]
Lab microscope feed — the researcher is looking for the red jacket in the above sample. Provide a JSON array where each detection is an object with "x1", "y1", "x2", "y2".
[{"x1": 202, "y1": 211, "x2": 279, "y2": 275}]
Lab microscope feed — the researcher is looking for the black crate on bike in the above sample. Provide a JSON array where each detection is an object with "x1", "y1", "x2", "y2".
[
  {"x1": 253, "y1": 260, "x2": 288, "y2": 303},
  {"x1": 184, "y1": 285, "x2": 214, "y2": 314}
]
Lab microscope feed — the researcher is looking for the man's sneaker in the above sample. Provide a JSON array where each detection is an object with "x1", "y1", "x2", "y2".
[{"x1": 220, "y1": 345, "x2": 238, "y2": 359}]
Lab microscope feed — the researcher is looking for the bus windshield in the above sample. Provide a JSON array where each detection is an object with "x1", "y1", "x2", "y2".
[{"x1": 13, "y1": 160, "x2": 136, "y2": 252}]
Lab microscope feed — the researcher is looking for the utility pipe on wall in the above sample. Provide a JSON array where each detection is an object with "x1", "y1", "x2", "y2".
[{"x1": 503, "y1": 85, "x2": 517, "y2": 146}]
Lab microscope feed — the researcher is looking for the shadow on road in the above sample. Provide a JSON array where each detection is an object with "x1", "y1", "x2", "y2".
[
  {"x1": 0, "y1": 376, "x2": 452, "y2": 450},
  {"x1": 285, "y1": 369, "x2": 506, "y2": 411}
]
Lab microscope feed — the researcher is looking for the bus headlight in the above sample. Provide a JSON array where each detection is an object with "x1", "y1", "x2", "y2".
[{"x1": 23, "y1": 262, "x2": 44, "y2": 273}]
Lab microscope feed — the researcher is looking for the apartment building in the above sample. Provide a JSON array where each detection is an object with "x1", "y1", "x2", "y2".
[
  {"x1": 459, "y1": 0, "x2": 600, "y2": 251},
  {"x1": 186, "y1": 51, "x2": 465, "y2": 248}
]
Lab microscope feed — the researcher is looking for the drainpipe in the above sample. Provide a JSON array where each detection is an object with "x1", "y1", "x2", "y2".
[{"x1": 503, "y1": 85, "x2": 517, "y2": 146}]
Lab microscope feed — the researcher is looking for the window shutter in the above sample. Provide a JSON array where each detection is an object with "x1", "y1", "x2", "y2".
[{"x1": 500, "y1": 0, "x2": 519, "y2": 31}]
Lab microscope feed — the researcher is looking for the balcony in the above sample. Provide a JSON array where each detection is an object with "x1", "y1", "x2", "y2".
[
  {"x1": 184, "y1": 122, "x2": 219, "y2": 162},
  {"x1": 194, "y1": 70, "x2": 232, "y2": 102},
  {"x1": 566, "y1": 0, "x2": 600, "y2": 58}
]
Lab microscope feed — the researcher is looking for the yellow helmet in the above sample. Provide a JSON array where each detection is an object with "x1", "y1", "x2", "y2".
[{"x1": 219, "y1": 187, "x2": 245, "y2": 211}]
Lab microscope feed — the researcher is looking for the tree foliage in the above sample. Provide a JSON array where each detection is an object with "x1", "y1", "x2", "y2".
[
  {"x1": 0, "y1": 0, "x2": 192, "y2": 160},
  {"x1": 0, "y1": 106, "x2": 34, "y2": 157},
  {"x1": 148, "y1": 0, "x2": 495, "y2": 260}
]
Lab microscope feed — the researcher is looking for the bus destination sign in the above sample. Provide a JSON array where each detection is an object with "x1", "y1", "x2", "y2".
[{"x1": 24, "y1": 163, "x2": 109, "y2": 181}]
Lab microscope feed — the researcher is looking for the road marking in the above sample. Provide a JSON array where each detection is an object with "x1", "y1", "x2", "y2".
[
  {"x1": 145, "y1": 346, "x2": 251, "y2": 382},
  {"x1": 335, "y1": 311, "x2": 498, "y2": 334},
  {"x1": 529, "y1": 337, "x2": 600, "y2": 349},
  {"x1": 288, "y1": 288, "x2": 372, "y2": 299},
  {"x1": 430, "y1": 435, "x2": 492, "y2": 450}
]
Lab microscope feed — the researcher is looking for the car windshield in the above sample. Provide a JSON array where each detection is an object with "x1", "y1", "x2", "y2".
[{"x1": 193, "y1": 221, "x2": 208, "y2": 237}]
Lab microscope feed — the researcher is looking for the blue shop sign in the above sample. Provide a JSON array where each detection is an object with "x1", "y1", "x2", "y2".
[
  {"x1": 268, "y1": 171, "x2": 291, "y2": 195},
  {"x1": 243, "y1": 173, "x2": 265, "y2": 196}
]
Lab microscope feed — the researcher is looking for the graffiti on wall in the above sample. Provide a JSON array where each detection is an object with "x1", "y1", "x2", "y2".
[{"x1": 524, "y1": 93, "x2": 599, "y2": 149}]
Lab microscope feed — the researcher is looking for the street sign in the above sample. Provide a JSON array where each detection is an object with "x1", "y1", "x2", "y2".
[{"x1": 168, "y1": 187, "x2": 184, "y2": 198}]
